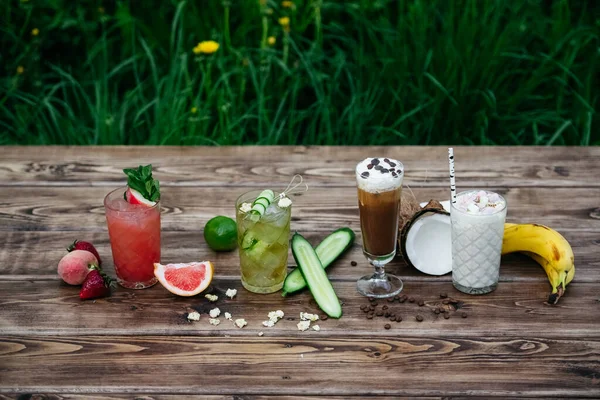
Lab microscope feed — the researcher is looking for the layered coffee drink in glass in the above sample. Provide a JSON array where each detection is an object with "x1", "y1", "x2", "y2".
[{"x1": 355, "y1": 157, "x2": 404, "y2": 298}]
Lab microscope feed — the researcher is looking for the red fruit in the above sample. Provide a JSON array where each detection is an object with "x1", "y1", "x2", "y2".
[
  {"x1": 58, "y1": 250, "x2": 98, "y2": 285},
  {"x1": 125, "y1": 187, "x2": 157, "y2": 207},
  {"x1": 67, "y1": 240, "x2": 102, "y2": 266},
  {"x1": 80, "y1": 267, "x2": 114, "y2": 300}
]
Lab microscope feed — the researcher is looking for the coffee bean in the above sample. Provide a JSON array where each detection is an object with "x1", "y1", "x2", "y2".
[
  {"x1": 381, "y1": 168, "x2": 389, "y2": 173},
  {"x1": 384, "y1": 324, "x2": 391, "y2": 330},
  {"x1": 398, "y1": 297, "x2": 406, "y2": 303},
  {"x1": 376, "y1": 311, "x2": 384, "y2": 317},
  {"x1": 371, "y1": 158, "x2": 380, "y2": 165},
  {"x1": 390, "y1": 316, "x2": 396, "y2": 322},
  {"x1": 360, "y1": 305, "x2": 366, "y2": 311},
  {"x1": 394, "y1": 295, "x2": 400, "y2": 301},
  {"x1": 392, "y1": 172, "x2": 398, "y2": 177},
  {"x1": 363, "y1": 308, "x2": 370, "y2": 313},
  {"x1": 396, "y1": 168, "x2": 403, "y2": 174},
  {"x1": 367, "y1": 164, "x2": 373, "y2": 170},
  {"x1": 368, "y1": 305, "x2": 374, "y2": 311},
  {"x1": 374, "y1": 165, "x2": 383, "y2": 171},
  {"x1": 370, "y1": 301, "x2": 378, "y2": 306},
  {"x1": 384, "y1": 312, "x2": 390, "y2": 317},
  {"x1": 408, "y1": 297, "x2": 415, "y2": 303},
  {"x1": 382, "y1": 305, "x2": 388, "y2": 310},
  {"x1": 390, "y1": 313, "x2": 396, "y2": 318},
  {"x1": 434, "y1": 308, "x2": 440, "y2": 315},
  {"x1": 367, "y1": 314, "x2": 374, "y2": 319},
  {"x1": 461, "y1": 312, "x2": 468, "y2": 318},
  {"x1": 418, "y1": 300, "x2": 425, "y2": 306},
  {"x1": 440, "y1": 293, "x2": 448, "y2": 299},
  {"x1": 361, "y1": 171, "x2": 369, "y2": 179},
  {"x1": 351, "y1": 261, "x2": 357, "y2": 266},
  {"x1": 396, "y1": 316, "x2": 402, "y2": 322},
  {"x1": 416, "y1": 315, "x2": 423, "y2": 322},
  {"x1": 388, "y1": 161, "x2": 397, "y2": 167},
  {"x1": 387, "y1": 297, "x2": 394, "y2": 302},
  {"x1": 443, "y1": 313, "x2": 450, "y2": 319}
]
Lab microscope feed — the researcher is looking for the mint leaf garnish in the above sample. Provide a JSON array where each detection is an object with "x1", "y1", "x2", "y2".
[{"x1": 123, "y1": 164, "x2": 160, "y2": 202}]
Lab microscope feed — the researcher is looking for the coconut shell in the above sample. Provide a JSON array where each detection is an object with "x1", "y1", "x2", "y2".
[
  {"x1": 398, "y1": 204, "x2": 450, "y2": 270},
  {"x1": 398, "y1": 191, "x2": 421, "y2": 235}
]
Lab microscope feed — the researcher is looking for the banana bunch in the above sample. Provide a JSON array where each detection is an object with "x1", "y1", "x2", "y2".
[{"x1": 502, "y1": 223, "x2": 575, "y2": 304}]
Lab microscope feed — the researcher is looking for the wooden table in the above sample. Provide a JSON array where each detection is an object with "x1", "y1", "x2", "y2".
[{"x1": 1, "y1": 146, "x2": 599, "y2": 398}]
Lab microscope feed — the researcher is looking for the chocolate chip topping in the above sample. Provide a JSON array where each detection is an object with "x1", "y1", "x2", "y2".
[
  {"x1": 381, "y1": 168, "x2": 389, "y2": 173},
  {"x1": 374, "y1": 165, "x2": 383, "y2": 171},
  {"x1": 367, "y1": 164, "x2": 373, "y2": 170},
  {"x1": 371, "y1": 158, "x2": 380, "y2": 165},
  {"x1": 392, "y1": 171, "x2": 398, "y2": 177},
  {"x1": 361, "y1": 171, "x2": 369, "y2": 179}
]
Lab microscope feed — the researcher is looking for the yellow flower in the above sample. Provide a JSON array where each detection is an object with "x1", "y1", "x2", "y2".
[
  {"x1": 191, "y1": 107, "x2": 198, "y2": 114},
  {"x1": 193, "y1": 41, "x2": 220, "y2": 55},
  {"x1": 268, "y1": 36, "x2": 276, "y2": 46},
  {"x1": 278, "y1": 17, "x2": 290, "y2": 26},
  {"x1": 31, "y1": 28, "x2": 39, "y2": 36},
  {"x1": 282, "y1": 1, "x2": 294, "y2": 8},
  {"x1": 16, "y1": 66, "x2": 24, "y2": 74}
]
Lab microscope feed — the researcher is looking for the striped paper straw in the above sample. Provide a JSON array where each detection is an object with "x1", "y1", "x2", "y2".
[{"x1": 448, "y1": 148, "x2": 457, "y2": 204}]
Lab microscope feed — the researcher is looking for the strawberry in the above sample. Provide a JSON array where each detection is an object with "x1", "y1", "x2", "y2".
[
  {"x1": 80, "y1": 266, "x2": 114, "y2": 300},
  {"x1": 67, "y1": 240, "x2": 102, "y2": 266}
]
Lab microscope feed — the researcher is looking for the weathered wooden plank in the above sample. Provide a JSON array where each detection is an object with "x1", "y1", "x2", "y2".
[
  {"x1": 0, "y1": 396, "x2": 436, "y2": 400},
  {"x1": 0, "y1": 280, "x2": 597, "y2": 338},
  {"x1": 1, "y1": 230, "x2": 597, "y2": 283},
  {"x1": 1, "y1": 335, "x2": 598, "y2": 397},
  {"x1": 0, "y1": 187, "x2": 598, "y2": 232},
  {"x1": 0, "y1": 146, "x2": 598, "y2": 188}
]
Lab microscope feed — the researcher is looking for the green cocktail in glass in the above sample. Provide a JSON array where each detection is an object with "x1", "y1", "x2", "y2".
[{"x1": 235, "y1": 189, "x2": 291, "y2": 293}]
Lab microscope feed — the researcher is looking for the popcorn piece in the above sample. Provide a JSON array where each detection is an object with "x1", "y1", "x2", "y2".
[
  {"x1": 225, "y1": 288, "x2": 237, "y2": 299},
  {"x1": 209, "y1": 318, "x2": 220, "y2": 326},
  {"x1": 209, "y1": 307, "x2": 221, "y2": 318},
  {"x1": 240, "y1": 202, "x2": 252, "y2": 213},
  {"x1": 297, "y1": 320, "x2": 311, "y2": 332},
  {"x1": 312, "y1": 325, "x2": 321, "y2": 331},
  {"x1": 224, "y1": 312, "x2": 232, "y2": 320},
  {"x1": 262, "y1": 320, "x2": 275, "y2": 327},
  {"x1": 258, "y1": 331, "x2": 264, "y2": 337},
  {"x1": 268, "y1": 310, "x2": 284, "y2": 321},
  {"x1": 300, "y1": 312, "x2": 319, "y2": 322},
  {"x1": 205, "y1": 294, "x2": 218, "y2": 302},
  {"x1": 187, "y1": 311, "x2": 201, "y2": 321},
  {"x1": 278, "y1": 197, "x2": 292, "y2": 208},
  {"x1": 234, "y1": 319, "x2": 247, "y2": 328}
]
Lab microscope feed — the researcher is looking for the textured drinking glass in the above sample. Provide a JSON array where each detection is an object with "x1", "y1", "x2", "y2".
[
  {"x1": 355, "y1": 157, "x2": 404, "y2": 298},
  {"x1": 104, "y1": 187, "x2": 161, "y2": 289},
  {"x1": 236, "y1": 190, "x2": 291, "y2": 294},
  {"x1": 451, "y1": 190, "x2": 507, "y2": 294}
]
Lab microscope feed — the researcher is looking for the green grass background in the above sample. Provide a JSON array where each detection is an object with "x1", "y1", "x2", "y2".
[{"x1": 1, "y1": 0, "x2": 598, "y2": 145}]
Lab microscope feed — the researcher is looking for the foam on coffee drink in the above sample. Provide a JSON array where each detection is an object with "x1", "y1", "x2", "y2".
[{"x1": 355, "y1": 157, "x2": 404, "y2": 193}]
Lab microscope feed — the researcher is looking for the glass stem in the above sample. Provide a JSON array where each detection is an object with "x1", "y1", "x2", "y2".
[{"x1": 372, "y1": 262, "x2": 386, "y2": 279}]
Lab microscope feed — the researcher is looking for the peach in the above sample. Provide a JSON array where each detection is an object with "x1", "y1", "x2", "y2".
[{"x1": 57, "y1": 250, "x2": 98, "y2": 285}]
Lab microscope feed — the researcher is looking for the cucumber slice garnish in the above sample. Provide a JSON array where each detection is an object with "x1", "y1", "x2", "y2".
[
  {"x1": 291, "y1": 233, "x2": 343, "y2": 319},
  {"x1": 251, "y1": 190, "x2": 275, "y2": 216},
  {"x1": 283, "y1": 228, "x2": 355, "y2": 296}
]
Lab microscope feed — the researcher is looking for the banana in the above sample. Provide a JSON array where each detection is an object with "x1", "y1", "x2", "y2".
[{"x1": 502, "y1": 223, "x2": 575, "y2": 304}]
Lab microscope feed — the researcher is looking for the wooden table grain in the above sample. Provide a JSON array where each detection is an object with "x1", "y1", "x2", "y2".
[{"x1": 1, "y1": 146, "x2": 599, "y2": 399}]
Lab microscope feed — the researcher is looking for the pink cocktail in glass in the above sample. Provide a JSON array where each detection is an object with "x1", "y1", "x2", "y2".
[{"x1": 104, "y1": 186, "x2": 161, "y2": 289}]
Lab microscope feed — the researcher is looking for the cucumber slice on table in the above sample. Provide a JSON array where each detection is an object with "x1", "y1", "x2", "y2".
[
  {"x1": 291, "y1": 233, "x2": 343, "y2": 319},
  {"x1": 283, "y1": 228, "x2": 355, "y2": 296}
]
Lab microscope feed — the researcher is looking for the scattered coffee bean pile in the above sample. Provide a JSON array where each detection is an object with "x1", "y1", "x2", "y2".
[{"x1": 359, "y1": 293, "x2": 467, "y2": 329}]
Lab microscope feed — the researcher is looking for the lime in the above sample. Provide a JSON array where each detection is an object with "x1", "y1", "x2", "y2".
[{"x1": 204, "y1": 216, "x2": 238, "y2": 252}]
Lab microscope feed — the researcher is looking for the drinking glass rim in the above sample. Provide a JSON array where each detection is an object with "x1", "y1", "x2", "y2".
[
  {"x1": 450, "y1": 190, "x2": 507, "y2": 216},
  {"x1": 104, "y1": 186, "x2": 160, "y2": 212}
]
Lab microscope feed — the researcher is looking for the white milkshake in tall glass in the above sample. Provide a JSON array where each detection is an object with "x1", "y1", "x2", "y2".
[{"x1": 451, "y1": 190, "x2": 507, "y2": 294}]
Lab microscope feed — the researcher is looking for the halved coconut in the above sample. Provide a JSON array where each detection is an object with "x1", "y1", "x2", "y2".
[{"x1": 399, "y1": 200, "x2": 452, "y2": 276}]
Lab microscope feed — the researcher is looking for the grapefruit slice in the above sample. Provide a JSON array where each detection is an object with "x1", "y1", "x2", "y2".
[
  {"x1": 154, "y1": 261, "x2": 214, "y2": 296},
  {"x1": 125, "y1": 187, "x2": 157, "y2": 207}
]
